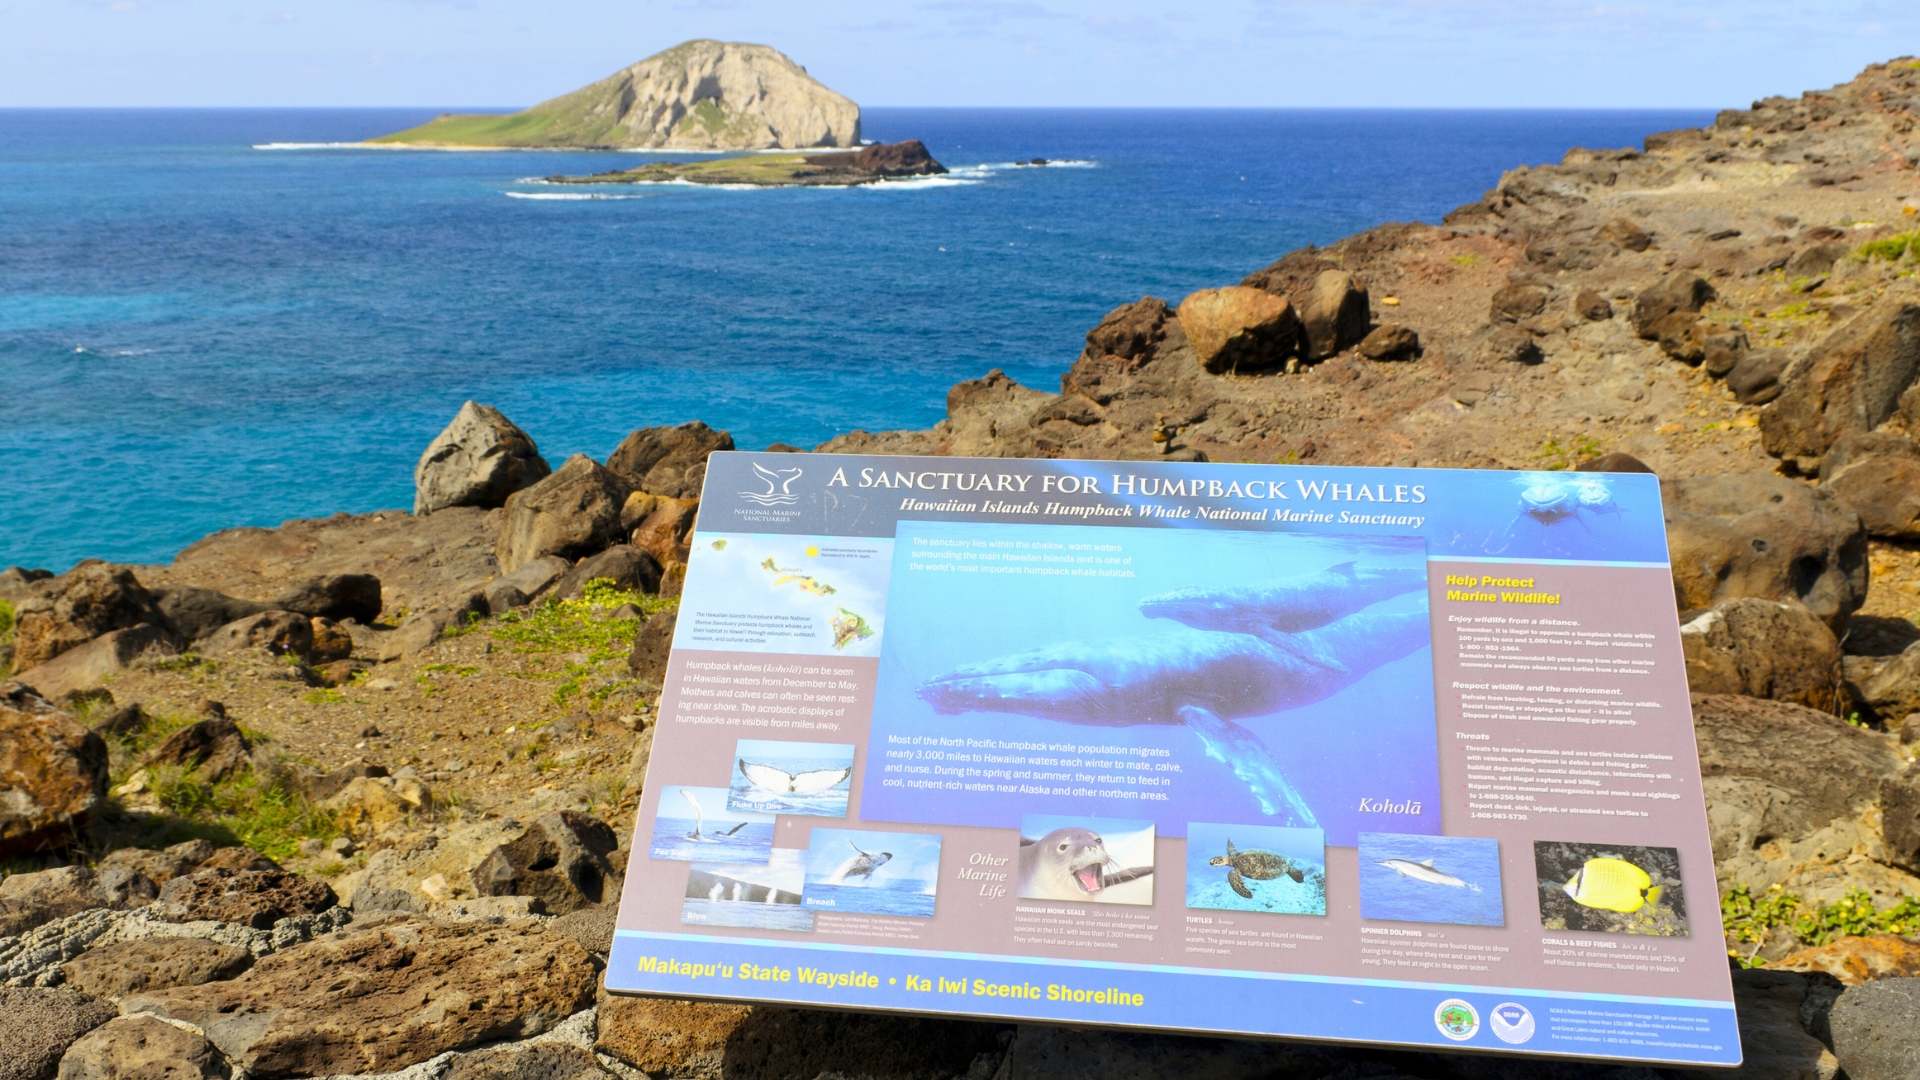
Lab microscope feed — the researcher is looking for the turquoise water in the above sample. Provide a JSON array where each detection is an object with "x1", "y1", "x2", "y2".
[{"x1": 0, "y1": 106, "x2": 1712, "y2": 571}]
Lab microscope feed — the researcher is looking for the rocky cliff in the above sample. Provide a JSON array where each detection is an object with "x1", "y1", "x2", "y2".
[
  {"x1": 11, "y1": 57, "x2": 1920, "y2": 1080},
  {"x1": 372, "y1": 40, "x2": 860, "y2": 150}
]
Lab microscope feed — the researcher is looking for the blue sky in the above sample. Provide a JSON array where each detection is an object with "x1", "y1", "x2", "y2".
[{"x1": 3, "y1": 1, "x2": 1916, "y2": 108}]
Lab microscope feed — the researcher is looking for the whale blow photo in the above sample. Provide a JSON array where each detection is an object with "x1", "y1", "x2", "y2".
[
  {"x1": 683, "y1": 849, "x2": 814, "y2": 932},
  {"x1": 861, "y1": 522, "x2": 1439, "y2": 844}
]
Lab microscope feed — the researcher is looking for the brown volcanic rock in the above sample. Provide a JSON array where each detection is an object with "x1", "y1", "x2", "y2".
[
  {"x1": 593, "y1": 992, "x2": 753, "y2": 1077},
  {"x1": 1775, "y1": 935, "x2": 1920, "y2": 986},
  {"x1": 0, "y1": 865, "x2": 156, "y2": 937},
  {"x1": 414, "y1": 401, "x2": 552, "y2": 516},
  {"x1": 443, "y1": 1044, "x2": 611, "y2": 1080},
  {"x1": 124, "y1": 915, "x2": 595, "y2": 1078},
  {"x1": 1663, "y1": 473, "x2": 1867, "y2": 630},
  {"x1": 154, "y1": 868, "x2": 335, "y2": 929},
  {"x1": 10, "y1": 563, "x2": 167, "y2": 674},
  {"x1": 1296, "y1": 269, "x2": 1371, "y2": 360},
  {"x1": 139, "y1": 717, "x2": 253, "y2": 784},
  {"x1": 14, "y1": 625, "x2": 173, "y2": 704},
  {"x1": 604, "y1": 421, "x2": 732, "y2": 498},
  {"x1": 495, "y1": 455, "x2": 634, "y2": 575},
  {"x1": 60, "y1": 938, "x2": 252, "y2": 998},
  {"x1": 139, "y1": 506, "x2": 499, "y2": 625},
  {"x1": 54, "y1": 1014, "x2": 232, "y2": 1080},
  {"x1": 266, "y1": 573, "x2": 383, "y2": 624},
  {"x1": 0, "y1": 685, "x2": 109, "y2": 860},
  {"x1": 1680, "y1": 598, "x2": 1844, "y2": 711},
  {"x1": 5, "y1": 987, "x2": 118, "y2": 1080},
  {"x1": 1692, "y1": 693, "x2": 1901, "y2": 867},
  {"x1": 1762, "y1": 302, "x2": 1920, "y2": 471},
  {"x1": 1821, "y1": 431, "x2": 1920, "y2": 539},
  {"x1": 1175, "y1": 286, "x2": 1300, "y2": 374},
  {"x1": 807, "y1": 139, "x2": 947, "y2": 178},
  {"x1": 471, "y1": 811, "x2": 619, "y2": 915}
]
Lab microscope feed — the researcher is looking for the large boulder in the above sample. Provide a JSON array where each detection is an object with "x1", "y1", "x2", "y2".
[
  {"x1": 0, "y1": 865, "x2": 156, "y2": 937},
  {"x1": 54, "y1": 1014, "x2": 232, "y2": 1080},
  {"x1": 10, "y1": 563, "x2": 166, "y2": 674},
  {"x1": 627, "y1": 609, "x2": 676, "y2": 685},
  {"x1": 593, "y1": 992, "x2": 753, "y2": 1078},
  {"x1": 1488, "y1": 283, "x2": 1550, "y2": 323},
  {"x1": 195, "y1": 611, "x2": 311, "y2": 661},
  {"x1": 1820, "y1": 430, "x2": 1920, "y2": 539},
  {"x1": 267, "y1": 573, "x2": 383, "y2": 624},
  {"x1": 414, "y1": 401, "x2": 552, "y2": 516},
  {"x1": 1297, "y1": 269, "x2": 1370, "y2": 360},
  {"x1": 483, "y1": 555, "x2": 571, "y2": 614},
  {"x1": 1710, "y1": 969, "x2": 1843, "y2": 1080},
  {"x1": 60, "y1": 938, "x2": 252, "y2": 998},
  {"x1": 604, "y1": 421, "x2": 732, "y2": 498},
  {"x1": 325, "y1": 775, "x2": 433, "y2": 841},
  {"x1": 1174, "y1": 286, "x2": 1301, "y2": 374},
  {"x1": 1843, "y1": 642, "x2": 1920, "y2": 724},
  {"x1": 1354, "y1": 324, "x2": 1419, "y2": 361},
  {"x1": 471, "y1": 811, "x2": 619, "y2": 915},
  {"x1": 549, "y1": 546, "x2": 663, "y2": 602},
  {"x1": 4, "y1": 987, "x2": 118, "y2": 1080},
  {"x1": 123, "y1": 914, "x2": 596, "y2": 1078},
  {"x1": 1663, "y1": 473, "x2": 1867, "y2": 631},
  {"x1": 1829, "y1": 977, "x2": 1920, "y2": 1080},
  {"x1": 623, "y1": 494, "x2": 699, "y2": 568},
  {"x1": 1761, "y1": 302, "x2": 1920, "y2": 470},
  {"x1": 14, "y1": 624, "x2": 173, "y2": 703},
  {"x1": 140, "y1": 716, "x2": 253, "y2": 784},
  {"x1": 1679, "y1": 598, "x2": 1843, "y2": 710},
  {"x1": 154, "y1": 868, "x2": 336, "y2": 929},
  {"x1": 1692, "y1": 694, "x2": 1903, "y2": 887},
  {"x1": 0, "y1": 685, "x2": 109, "y2": 860},
  {"x1": 1630, "y1": 272, "x2": 1714, "y2": 339},
  {"x1": 601, "y1": 998, "x2": 1010, "y2": 1080},
  {"x1": 97, "y1": 839, "x2": 216, "y2": 886},
  {"x1": 495, "y1": 455, "x2": 633, "y2": 575},
  {"x1": 152, "y1": 587, "x2": 270, "y2": 642},
  {"x1": 1081, "y1": 296, "x2": 1170, "y2": 367}
]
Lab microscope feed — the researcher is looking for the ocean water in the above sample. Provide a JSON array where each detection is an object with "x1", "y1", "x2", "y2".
[
  {"x1": 647, "y1": 817, "x2": 775, "y2": 862},
  {"x1": 800, "y1": 880, "x2": 938, "y2": 918},
  {"x1": 0, "y1": 106, "x2": 1713, "y2": 571},
  {"x1": 682, "y1": 898, "x2": 815, "y2": 933}
]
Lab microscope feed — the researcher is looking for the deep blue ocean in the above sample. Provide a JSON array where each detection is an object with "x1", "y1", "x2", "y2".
[{"x1": 0, "y1": 106, "x2": 1712, "y2": 571}]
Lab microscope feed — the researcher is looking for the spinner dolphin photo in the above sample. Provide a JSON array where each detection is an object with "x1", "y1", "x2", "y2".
[{"x1": 862, "y1": 522, "x2": 1440, "y2": 844}]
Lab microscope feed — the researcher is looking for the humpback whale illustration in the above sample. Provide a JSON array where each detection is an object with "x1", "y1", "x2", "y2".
[
  {"x1": 916, "y1": 610, "x2": 1429, "y2": 826},
  {"x1": 827, "y1": 839, "x2": 892, "y2": 884},
  {"x1": 1138, "y1": 561, "x2": 1426, "y2": 639},
  {"x1": 743, "y1": 463, "x2": 805, "y2": 506},
  {"x1": 678, "y1": 789, "x2": 750, "y2": 843}
]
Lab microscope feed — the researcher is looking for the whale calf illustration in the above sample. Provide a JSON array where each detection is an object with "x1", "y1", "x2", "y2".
[
  {"x1": 1138, "y1": 561, "x2": 1426, "y2": 639},
  {"x1": 916, "y1": 609, "x2": 1429, "y2": 826}
]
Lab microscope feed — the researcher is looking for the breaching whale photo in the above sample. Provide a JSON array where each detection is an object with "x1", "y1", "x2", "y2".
[
  {"x1": 801, "y1": 828, "x2": 942, "y2": 918},
  {"x1": 861, "y1": 523, "x2": 1441, "y2": 844}
]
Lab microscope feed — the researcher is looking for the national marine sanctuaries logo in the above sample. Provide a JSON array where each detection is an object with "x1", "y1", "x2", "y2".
[
  {"x1": 742, "y1": 463, "x2": 803, "y2": 506},
  {"x1": 1434, "y1": 998, "x2": 1479, "y2": 1041}
]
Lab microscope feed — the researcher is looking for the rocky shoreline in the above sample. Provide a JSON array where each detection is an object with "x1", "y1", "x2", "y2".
[
  {"x1": 6, "y1": 57, "x2": 1920, "y2": 1080},
  {"x1": 544, "y1": 140, "x2": 950, "y2": 189}
]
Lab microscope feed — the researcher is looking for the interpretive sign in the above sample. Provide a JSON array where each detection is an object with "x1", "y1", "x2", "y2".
[{"x1": 609, "y1": 452, "x2": 1739, "y2": 1068}]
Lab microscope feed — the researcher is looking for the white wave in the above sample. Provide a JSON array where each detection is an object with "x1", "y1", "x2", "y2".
[
  {"x1": 983, "y1": 159, "x2": 1096, "y2": 170},
  {"x1": 503, "y1": 191, "x2": 646, "y2": 200},
  {"x1": 856, "y1": 174, "x2": 982, "y2": 191}
]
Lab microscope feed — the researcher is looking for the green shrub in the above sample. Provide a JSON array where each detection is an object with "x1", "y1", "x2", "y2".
[
  {"x1": 0, "y1": 597, "x2": 15, "y2": 641},
  {"x1": 488, "y1": 578, "x2": 676, "y2": 706},
  {"x1": 1859, "y1": 232, "x2": 1918, "y2": 261},
  {"x1": 1722, "y1": 885, "x2": 1920, "y2": 965}
]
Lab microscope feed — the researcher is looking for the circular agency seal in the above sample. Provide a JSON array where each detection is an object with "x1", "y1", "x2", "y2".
[
  {"x1": 1489, "y1": 1002, "x2": 1536, "y2": 1044},
  {"x1": 1434, "y1": 999, "x2": 1480, "y2": 1041}
]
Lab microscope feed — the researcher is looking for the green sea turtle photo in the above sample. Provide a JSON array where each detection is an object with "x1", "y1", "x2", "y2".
[{"x1": 1209, "y1": 839, "x2": 1306, "y2": 899}]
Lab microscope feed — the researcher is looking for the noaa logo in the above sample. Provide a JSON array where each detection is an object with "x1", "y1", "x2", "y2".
[
  {"x1": 1434, "y1": 998, "x2": 1479, "y2": 1041},
  {"x1": 742, "y1": 463, "x2": 803, "y2": 506},
  {"x1": 1489, "y1": 1002, "x2": 1535, "y2": 1044}
]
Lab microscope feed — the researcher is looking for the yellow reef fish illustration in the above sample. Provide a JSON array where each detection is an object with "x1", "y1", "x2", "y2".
[{"x1": 1563, "y1": 857, "x2": 1662, "y2": 913}]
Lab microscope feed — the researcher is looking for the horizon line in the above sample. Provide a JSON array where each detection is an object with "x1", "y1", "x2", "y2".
[{"x1": 0, "y1": 103, "x2": 1727, "y2": 113}]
